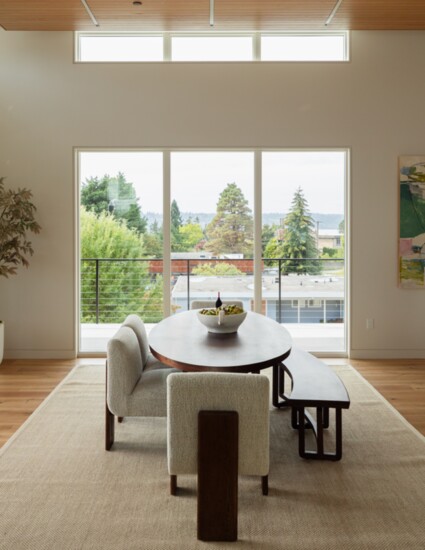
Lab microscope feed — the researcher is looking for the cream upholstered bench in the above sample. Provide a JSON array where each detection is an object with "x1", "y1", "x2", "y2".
[
  {"x1": 167, "y1": 372, "x2": 270, "y2": 542},
  {"x1": 105, "y1": 316, "x2": 179, "y2": 451}
]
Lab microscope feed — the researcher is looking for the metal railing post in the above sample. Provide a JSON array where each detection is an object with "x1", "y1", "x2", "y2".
[
  {"x1": 95, "y1": 259, "x2": 100, "y2": 324},
  {"x1": 278, "y1": 259, "x2": 282, "y2": 324},
  {"x1": 187, "y1": 259, "x2": 190, "y2": 310}
]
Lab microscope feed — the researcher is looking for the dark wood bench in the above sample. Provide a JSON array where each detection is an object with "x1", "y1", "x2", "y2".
[{"x1": 272, "y1": 347, "x2": 350, "y2": 461}]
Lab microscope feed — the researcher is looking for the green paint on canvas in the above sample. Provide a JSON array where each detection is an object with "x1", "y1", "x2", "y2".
[
  {"x1": 400, "y1": 184, "x2": 425, "y2": 238},
  {"x1": 400, "y1": 258, "x2": 425, "y2": 285}
]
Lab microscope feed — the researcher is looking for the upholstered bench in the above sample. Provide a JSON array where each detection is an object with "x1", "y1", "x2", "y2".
[{"x1": 272, "y1": 346, "x2": 350, "y2": 461}]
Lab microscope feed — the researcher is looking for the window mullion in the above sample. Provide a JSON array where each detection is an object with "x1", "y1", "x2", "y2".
[
  {"x1": 254, "y1": 150, "x2": 262, "y2": 313},
  {"x1": 163, "y1": 151, "x2": 171, "y2": 317}
]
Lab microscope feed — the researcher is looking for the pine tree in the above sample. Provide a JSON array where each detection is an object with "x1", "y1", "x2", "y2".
[
  {"x1": 171, "y1": 199, "x2": 183, "y2": 251},
  {"x1": 205, "y1": 183, "x2": 253, "y2": 257},
  {"x1": 280, "y1": 187, "x2": 320, "y2": 274}
]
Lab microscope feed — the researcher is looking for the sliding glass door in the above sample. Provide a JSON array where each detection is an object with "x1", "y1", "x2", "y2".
[
  {"x1": 262, "y1": 151, "x2": 346, "y2": 352},
  {"x1": 78, "y1": 151, "x2": 163, "y2": 352},
  {"x1": 170, "y1": 152, "x2": 254, "y2": 313},
  {"x1": 78, "y1": 148, "x2": 347, "y2": 354}
]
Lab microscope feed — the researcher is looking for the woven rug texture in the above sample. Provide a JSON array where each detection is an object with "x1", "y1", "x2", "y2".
[{"x1": 0, "y1": 364, "x2": 424, "y2": 550}]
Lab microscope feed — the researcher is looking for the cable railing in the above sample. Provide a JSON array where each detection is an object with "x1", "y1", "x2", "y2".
[{"x1": 81, "y1": 257, "x2": 344, "y2": 325}]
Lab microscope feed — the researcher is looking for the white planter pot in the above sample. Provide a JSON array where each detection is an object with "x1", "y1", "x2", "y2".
[{"x1": 0, "y1": 321, "x2": 3, "y2": 365}]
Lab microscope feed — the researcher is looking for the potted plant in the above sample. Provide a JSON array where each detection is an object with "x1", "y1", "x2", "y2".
[{"x1": 0, "y1": 177, "x2": 41, "y2": 364}]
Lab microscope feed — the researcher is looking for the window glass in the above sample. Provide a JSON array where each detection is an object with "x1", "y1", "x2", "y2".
[
  {"x1": 171, "y1": 36, "x2": 253, "y2": 61},
  {"x1": 261, "y1": 35, "x2": 346, "y2": 61},
  {"x1": 79, "y1": 35, "x2": 163, "y2": 62}
]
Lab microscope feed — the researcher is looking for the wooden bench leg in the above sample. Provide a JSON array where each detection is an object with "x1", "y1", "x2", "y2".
[
  {"x1": 198, "y1": 411, "x2": 238, "y2": 542},
  {"x1": 272, "y1": 363, "x2": 292, "y2": 409},
  {"x1": 297, "y1": 407, "x2": 344, "y2": 461}
]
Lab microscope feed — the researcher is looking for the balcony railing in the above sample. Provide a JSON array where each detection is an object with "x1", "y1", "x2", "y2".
[{"x1": 81, "y1": 257, "x2": 344, "y2": 326}]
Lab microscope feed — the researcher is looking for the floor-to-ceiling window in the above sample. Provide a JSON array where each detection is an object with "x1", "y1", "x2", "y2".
[
  {"x1": 78, "y1": 151, "x2": 163, "y2": 352},
  {"x1": 78, "y1": 148, "x2": 347, "y2": 354},
  {"x1": 262, "y1": 151, "x2": 346, "y2": 352},
  {"x1": 170, "y1": 151, "x2": 255, "y2": 313}
]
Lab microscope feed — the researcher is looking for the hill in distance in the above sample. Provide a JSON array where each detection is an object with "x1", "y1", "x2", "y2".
[{"x1": 145, "y1": 212, "x2": 343, "y2": 230}]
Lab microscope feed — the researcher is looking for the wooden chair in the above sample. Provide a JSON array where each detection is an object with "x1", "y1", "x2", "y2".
[{"x1": 167, "y1": 372, "x2": 270, "y2": 541}]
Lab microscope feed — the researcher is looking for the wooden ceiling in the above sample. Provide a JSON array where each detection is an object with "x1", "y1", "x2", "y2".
[{"x1": 1, "y1": 0, "x2": 425, "y2": 32}]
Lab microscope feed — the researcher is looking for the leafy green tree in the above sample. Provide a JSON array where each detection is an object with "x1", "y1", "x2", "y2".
[
  {"x1": 263, "y1": 236, "x2": 286, "y2": 266},
  {"x1": 80, "y1": 208, "x2": 162, "y2": 323},
  {"x1": 280, "y1": 188, "x2": 321, "y2": 274},
  {"x1": 143, "y1": 232, "x2": 163, "y2": 258},
  {"x1": 191, "y1": 262, "x2": 244, "y2": 276},
  {"x1": 175, "y1": 223, "x2": 204, "y2": 252},
  {"x1": 81, "y1": 173, "x2": 147, "y2": 234},
  {"x1": 321, "y1": 247, "x2": 338, "y2": 258},
  {"x1": 261, "y1": 223, "x2": 278, "y2": 254},
  {"x1": 171, "y1": 199, "x2": 183, "y2": 251},
  {"x1": 205, "y1": 183, "x2": 253, "y2": 257}
]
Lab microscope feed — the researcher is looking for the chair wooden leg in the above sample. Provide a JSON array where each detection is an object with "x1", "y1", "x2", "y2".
[
  {"x1": 261, "y1": 475, "x2": 268, "y2": 496},
  {"x1": 105, "y1": 401, "x2": 115, "y2": 451},
  {"x1": 170, "y1": 475, "x2": 177, "y2": 496},
  {"x1": 198, "y1": 410, "x2": 238, "y2": 542},
  {"x1": 105, "y1": 362, "x2": 115, "y2": 451}
]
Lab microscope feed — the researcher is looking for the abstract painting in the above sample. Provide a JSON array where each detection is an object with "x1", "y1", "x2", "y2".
[{"x1": 399, "y1": 156, "x2": 425, "y2": 288}]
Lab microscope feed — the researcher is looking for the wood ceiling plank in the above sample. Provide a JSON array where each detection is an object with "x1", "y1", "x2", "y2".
[
  {"x1": 2, "y1": 0, "x2": 425, "y2": 31},
  {"x1": 330, "y1": 0, "x2": 425, "y2": 30},
  {"x1": 0, "y1": 0, "x2": 92, "y2": 30}
]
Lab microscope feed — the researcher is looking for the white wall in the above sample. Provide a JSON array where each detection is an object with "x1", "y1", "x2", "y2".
[{"x1": 0, "y1": 30, "x2": 424, "y2": 359}]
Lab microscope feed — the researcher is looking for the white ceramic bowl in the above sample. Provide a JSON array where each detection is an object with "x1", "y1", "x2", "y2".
[{"x1": 196, "y1": 309, "x2": 247, "y2": 334}]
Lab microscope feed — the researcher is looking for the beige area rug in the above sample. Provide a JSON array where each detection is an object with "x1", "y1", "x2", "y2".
[{"x1": 0, "y1": 364, "x2": 424, "y2": 550}]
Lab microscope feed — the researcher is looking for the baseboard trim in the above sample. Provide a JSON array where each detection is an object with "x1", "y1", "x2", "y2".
[
  {"x1": 4, "y1": 350, "x2": 77, "y2": 360},
  {"x1": 350, "y1": 349, "x2": 425, "y2": 360}
]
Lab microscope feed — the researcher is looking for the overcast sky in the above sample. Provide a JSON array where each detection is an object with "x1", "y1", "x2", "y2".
[{"x1": 79, "y1": 150, "x2": 345, "y2": 214}]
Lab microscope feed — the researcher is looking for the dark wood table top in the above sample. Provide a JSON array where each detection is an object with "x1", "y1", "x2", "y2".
[{"x1": 149, "y1": 310, "x2": 292, "y2": 372}]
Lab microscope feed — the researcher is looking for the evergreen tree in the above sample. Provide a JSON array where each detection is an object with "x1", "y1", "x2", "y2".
[
  {"x1": 81, "y1": 173, "x2": 147, "y2": 234},
  {"x1": 171, "y1": 199, "x2": 183, "y2": 251},
  {"x1": 280, "y1": 187, "x2": 320, "y2": 274},
  {"x1": 205, "y1": 183, "x2": 253, "y2": 257}
]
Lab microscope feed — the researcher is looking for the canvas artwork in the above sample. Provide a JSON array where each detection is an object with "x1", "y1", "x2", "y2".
[{"x1": 399, "y1": 156, "x2": 425, "y2": 288}]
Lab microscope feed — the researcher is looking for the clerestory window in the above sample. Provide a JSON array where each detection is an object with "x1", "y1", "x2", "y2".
[{"x1": 76, "y1": 32, "x2": 349, "y2": 63}]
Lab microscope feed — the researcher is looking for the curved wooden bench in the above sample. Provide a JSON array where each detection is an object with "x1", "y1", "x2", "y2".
[{"x1": 272, "y1": 347, "x2": 350, "y2": 461}]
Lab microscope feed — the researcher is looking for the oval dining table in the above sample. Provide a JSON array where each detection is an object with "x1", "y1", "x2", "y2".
[{"x1": 149, "y1": 309, "x2": 292, "y2": 382}]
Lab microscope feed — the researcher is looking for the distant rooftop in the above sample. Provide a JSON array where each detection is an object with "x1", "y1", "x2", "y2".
[{"x1": 172, "y1": 273, "x2": 344, "y2": 300}]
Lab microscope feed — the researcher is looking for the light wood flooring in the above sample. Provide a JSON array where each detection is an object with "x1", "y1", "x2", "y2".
[{"x1": 0, "y1": 358, "x2": 424, "y2": 448}]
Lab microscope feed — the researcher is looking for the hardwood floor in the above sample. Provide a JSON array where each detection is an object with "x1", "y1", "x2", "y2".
[
  {"x1": 0, "y1": 357, "x2": 424, "y2": 448},
  {"x1": 350, "y1": 359, "x2": 425, "y2": 436},
  {"x1": 0, "y1": 358, "x2": 102, "y2": 448}
]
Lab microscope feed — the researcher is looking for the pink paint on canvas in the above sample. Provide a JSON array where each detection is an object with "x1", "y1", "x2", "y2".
[{"x1": 399, "y1": 238, "x2": 413, "y2": 255}]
